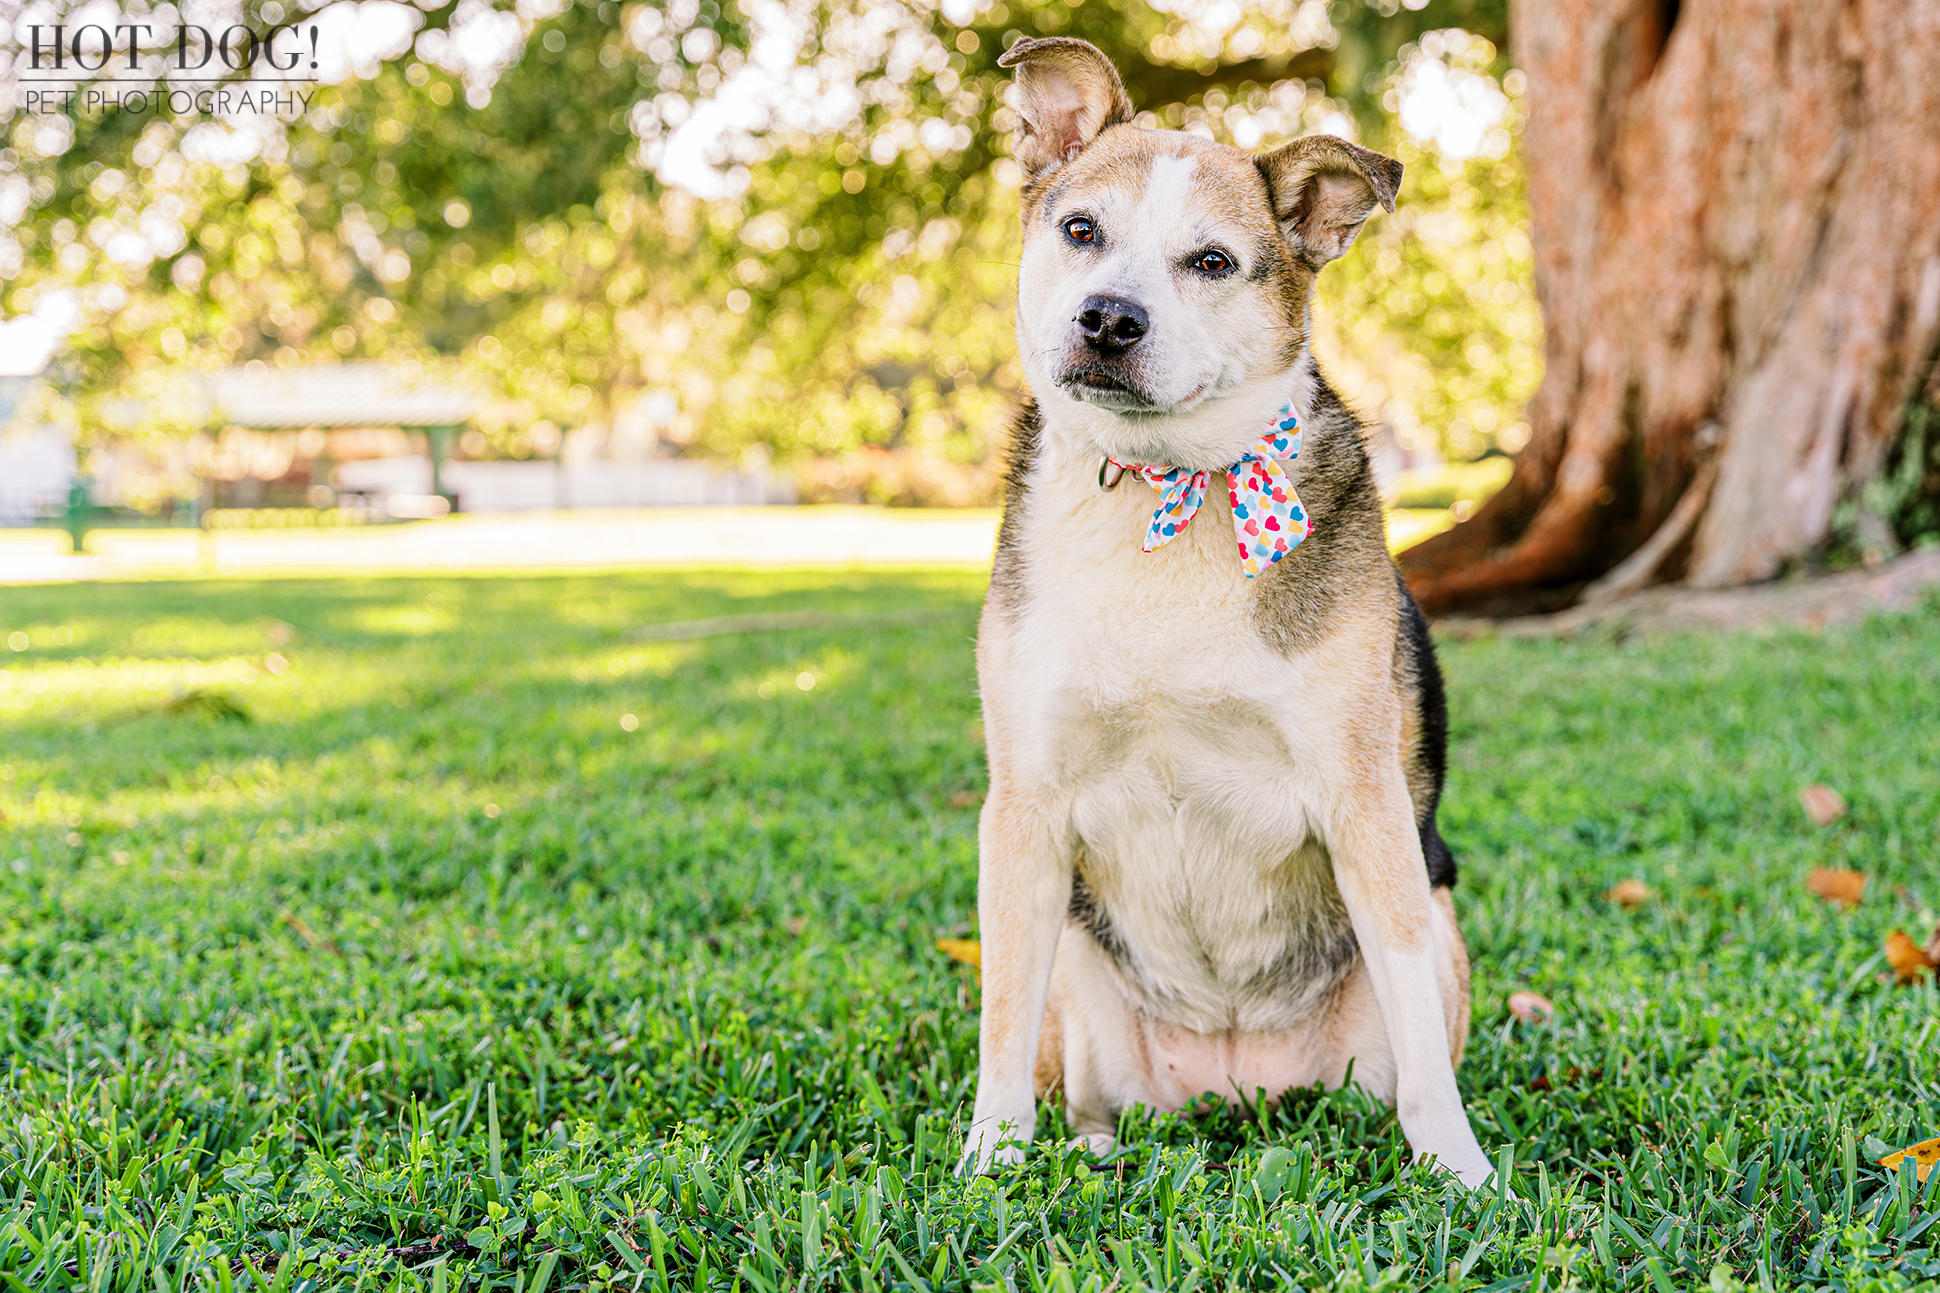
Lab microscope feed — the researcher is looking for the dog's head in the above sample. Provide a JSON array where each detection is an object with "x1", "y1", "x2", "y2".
[{"x1": 999, "y1": 37, "x2": 1401, "y2": 469}]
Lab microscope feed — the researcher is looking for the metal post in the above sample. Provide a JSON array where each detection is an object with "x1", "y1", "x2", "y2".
[
  {"x1": 428, "y1": 425, "x2": 457, "y2": 512},
  {"x1": 63, "y1": 480, "x2": 89, "y2": 554}
]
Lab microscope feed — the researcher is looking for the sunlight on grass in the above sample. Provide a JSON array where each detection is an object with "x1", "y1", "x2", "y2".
[
  {"x1": 1386, "y1": 505, "x2": 1456, "y2": 551},
  {"x1": 350, "y1": 602, "x2": 460, "y2": 636},
  {"x1": 0, "y1": 571, "x2": 1934, "y2": 1289}
]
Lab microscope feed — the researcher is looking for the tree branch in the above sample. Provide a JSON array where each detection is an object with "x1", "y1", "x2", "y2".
[{"x1": 1115, "y1": 48, "x2": 1336, "y2": 111}]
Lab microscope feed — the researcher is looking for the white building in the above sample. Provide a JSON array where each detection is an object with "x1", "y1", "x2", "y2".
[{"x1": 0, "y1": 378, "x2": 75, "y2": 526}]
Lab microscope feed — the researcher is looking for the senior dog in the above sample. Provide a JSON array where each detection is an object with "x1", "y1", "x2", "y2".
[{"x1": 961, "y1": 35, "x2": 1495, "y2": 1187}]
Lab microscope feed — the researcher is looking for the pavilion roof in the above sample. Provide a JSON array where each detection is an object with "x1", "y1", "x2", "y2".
[{"x1": 208, "y1": 362, "x2": 478, "y2": 429}]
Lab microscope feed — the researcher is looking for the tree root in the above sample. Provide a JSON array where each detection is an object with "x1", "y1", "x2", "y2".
[
  {"x1": 1435, "y1": 548, "x2": 1940, "y2": 641},
  {"x1": 1577, "y1": 449, "x2": 1720, "y2": 607}
]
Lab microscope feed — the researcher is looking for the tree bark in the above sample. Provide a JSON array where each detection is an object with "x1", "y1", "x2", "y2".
[{"x1": 1400, "y1": 0, "x2": 1940, "y2": 616}]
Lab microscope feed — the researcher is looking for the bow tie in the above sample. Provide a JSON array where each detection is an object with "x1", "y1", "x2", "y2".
[{"x1": 1106, "y1": 402, "x2": 1311, "y2": 577}]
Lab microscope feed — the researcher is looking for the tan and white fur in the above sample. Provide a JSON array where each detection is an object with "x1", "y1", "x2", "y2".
[{"x1": 962, "y1": 37, "x2": 1497, "y2": 1187}]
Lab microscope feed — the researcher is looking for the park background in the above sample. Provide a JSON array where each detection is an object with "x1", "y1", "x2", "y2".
[
  {"x1": 4, "y1": 0, "x2": 1940, "y2": 1289},
  {"x1": 7, "y1": 0, "x2": 1540, "y2": 574}
]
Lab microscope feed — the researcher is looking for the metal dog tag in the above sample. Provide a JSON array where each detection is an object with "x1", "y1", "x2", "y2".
[{"x1": 1098, "y1": 457, "x2": 1125, "y2": 490}]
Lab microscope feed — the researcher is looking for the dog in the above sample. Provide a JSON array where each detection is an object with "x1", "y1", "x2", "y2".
[{"x1": 960, "y1": 36, "x2": 1496, "y2": 1187}]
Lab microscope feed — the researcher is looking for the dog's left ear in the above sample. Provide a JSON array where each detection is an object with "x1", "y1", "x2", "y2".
[
  {"x1": 997, "y1": 37, "x2": 1134, "y2": 180},
  {"x1": 1255, "y1": 135, "x2": 1403, "y2": 268}
]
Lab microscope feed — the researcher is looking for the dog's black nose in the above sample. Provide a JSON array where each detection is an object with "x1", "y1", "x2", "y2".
[{"x1": 1076, "y1": 295, "x2": 1149, "y2": 355}]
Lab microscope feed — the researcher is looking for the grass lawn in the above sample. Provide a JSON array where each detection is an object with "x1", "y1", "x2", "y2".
[{"x1": 0, "y1": 570, "x2": 1936, "y2": 1292}]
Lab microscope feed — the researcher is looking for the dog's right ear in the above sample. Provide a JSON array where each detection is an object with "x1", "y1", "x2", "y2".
[
  {"x1": 1255, "y1": 135, "x2": 1403, "y2": 269},
  {"x1": 997, "y1": 37, "x2": 1134, "y2": 180}
]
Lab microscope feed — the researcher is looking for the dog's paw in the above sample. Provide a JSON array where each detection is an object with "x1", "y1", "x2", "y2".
[
  {"x1": 957, "y1": 1116, "x2": 1032, "y2": 1176},
  {"x1": 1399, "y1": 1101, "x2": 1497, "y2": 1189},
  {"x1": 1067, "y1": 1130, "x2": 1117, "y2": 1157},
  {"x1": 1417, "y1": 1142, "x2": 1498, "y2": 1189}
]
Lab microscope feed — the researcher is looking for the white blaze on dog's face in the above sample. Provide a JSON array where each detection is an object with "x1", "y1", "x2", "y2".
[{"x1": 1000, "y1": 38, "x2": 1402, "y2": 470}]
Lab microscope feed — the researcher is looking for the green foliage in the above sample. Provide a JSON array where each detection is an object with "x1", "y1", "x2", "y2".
[
  {"x1": 5, "y1": 0, "x2": 1537, "y2": 483},
  {"x1": 1875, "y1": 381, "x2": 1940, "y2": 551},
  {"x1": 1828, "y1": 370, "x2": 1940, "y2": 564},
  {"x1": 1315, "y1": 41, "x2": 1541, "y2": 463},
  {"x1": 1388, "y1": 454, "x2": 1511, "y2": 510},
  {"x1": 0, "y1": 570, "x2": 1936, "y2": 1288}
]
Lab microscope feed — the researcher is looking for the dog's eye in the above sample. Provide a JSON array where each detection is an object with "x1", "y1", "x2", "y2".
[
  {"x1": 1195, "y1": 249, "x2": 1232, "y2": 275},
  {"x1": 1064, "y1": 216, "x2": 1095, "y2": 244}
]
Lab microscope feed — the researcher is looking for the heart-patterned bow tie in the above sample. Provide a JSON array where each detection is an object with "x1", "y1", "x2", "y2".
[{"x1": 1107, "y1": 402, "x2": 1311, "y2": 577}]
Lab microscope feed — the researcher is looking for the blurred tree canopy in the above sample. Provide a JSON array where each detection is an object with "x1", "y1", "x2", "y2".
[{"x1": 2, "y1": 0, "x2": 1533, "y2": 501}]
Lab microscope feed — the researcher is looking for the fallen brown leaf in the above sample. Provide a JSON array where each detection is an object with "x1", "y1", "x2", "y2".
[
  {"x1": 936, "y1": 938, "x2": 981, "y2": 969},
  {"x1": 1799, "y1": 783, "x2": 1848, "y2": 826},
  {"x1": 1884, "y1": 929, "x2": 1937, "y2": 985},
  {"x1": 276, "y1": 910, "x2": 342, "y2": 956},
  {"x1": 1507, "y1": 991, "x2": 1555, "y2": 1023},
  {"x1": 1529, "y1": 1065, "x2": 1598, "y2": 1091},
  {"x1": 1605, "y1": 879, "x2": 1653, "y2": 908},
  {"x1": 948, "y1": 790, "x2": 983, "y2": 809},
  {"x1": 1879, "y1": 1137, "x2": 1940, "y2": 1183},
  {"x1": 1806, "y1": 867, "x2": 1866, "y2": 909}
]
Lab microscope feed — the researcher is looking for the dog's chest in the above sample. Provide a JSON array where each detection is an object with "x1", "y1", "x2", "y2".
[{"x1": 999, "y1": 457, "x2": 1357, "y2": 1029}]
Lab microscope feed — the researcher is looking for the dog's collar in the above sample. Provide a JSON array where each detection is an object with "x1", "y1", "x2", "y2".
[{"x1": 1099, "y1": 401, "x2": 1311, "y2": 578}]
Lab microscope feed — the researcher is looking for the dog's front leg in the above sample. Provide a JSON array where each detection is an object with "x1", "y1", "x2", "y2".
[
  {"x1": 1329, "y1": 769, "x2": 1495, "y2": 1188},
  {"x1": 960, "y1": 786, "x2": 1071, "y2": 1173}
]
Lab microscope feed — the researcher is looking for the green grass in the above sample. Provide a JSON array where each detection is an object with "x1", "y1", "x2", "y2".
[{"x1": 0, "y1": 569, "x2": 1936, "y2": 1292}]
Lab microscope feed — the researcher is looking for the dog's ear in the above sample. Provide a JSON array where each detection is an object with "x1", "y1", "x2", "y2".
[
  {"x1": 1254, "y1": 135, "x2": 1403, "y2": 268},
  {"x1": 997, "y1": 37, "x2": 1134, "y2": 180}
]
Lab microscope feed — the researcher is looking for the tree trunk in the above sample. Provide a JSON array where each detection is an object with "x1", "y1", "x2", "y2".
[{"x1": 1399, "y1": 0, "x2": 1940, "y2": 616}]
